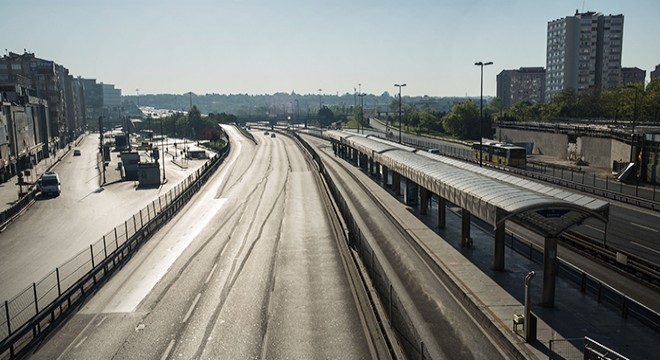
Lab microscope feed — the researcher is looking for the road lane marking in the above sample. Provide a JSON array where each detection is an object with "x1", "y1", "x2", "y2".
[
  {"x1": 95, "y1": 316, "x2": 106, "y2": 327},
  {"x1": 160, "y1": 339, "x2": 176, "y2": 360},
  {"x1": 74, "y1": 336, "x2": 88, "y2": 349},
  {"x1": 585, "y1": 224, "x2": 605, "y2": 233},
  {"x1": 183, "y1": 292, "x2": 202, "y2": 323},
  {"x1": 631, "y1": 242, "x2": 660, "y2": 255},
  {"x1": 205, "y1": 263, "x2": 218, "y2": 284},
  {"x1": 630, "y1": 222, "x2": 659, "y2": 233}
]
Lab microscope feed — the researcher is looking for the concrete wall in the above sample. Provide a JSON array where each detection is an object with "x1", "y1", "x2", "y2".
[
  {"x1": 580, "y1": 137, "x2": 613, "y2": 168},
  {"x1": 500, "y1": 128, "x2": 568, "y2": 158},
  {"x1": 610, "y1": 138, "x2": 631, "y2": 166},
  {"x1": 500, "y1": 128, "x2": 631, "y2": 171}
]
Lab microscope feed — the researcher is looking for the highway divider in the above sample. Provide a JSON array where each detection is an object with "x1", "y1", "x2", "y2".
[{"x1": 0, "y1": 141, "x2": 231, "y2": 359}]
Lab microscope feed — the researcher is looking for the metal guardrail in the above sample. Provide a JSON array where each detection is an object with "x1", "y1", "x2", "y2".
[
  {"x1": 561, "y1": 231, "x2": 660, "y2": 289},
  {"x1": 0, "y1": 143, "x2": 230, "y2": 359},
  {"x1": 506, "y1": 231, "x2": 660, "y2": 334},
  {"x1": 295, "y1": 133, "x2": 432, "y2": 359}
]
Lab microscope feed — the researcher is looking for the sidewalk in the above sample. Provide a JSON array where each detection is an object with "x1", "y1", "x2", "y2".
[
  {"x1": 0, "y1": 143, "x2": 73, "y2": 215},
  {"x1": 398, "y1": 190, "x2": 658, "y2": 359}
]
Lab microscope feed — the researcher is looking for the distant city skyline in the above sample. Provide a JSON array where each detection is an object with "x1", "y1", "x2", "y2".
[{"x1": 2, "y1": 0, "x2": 659, "y2": 97}]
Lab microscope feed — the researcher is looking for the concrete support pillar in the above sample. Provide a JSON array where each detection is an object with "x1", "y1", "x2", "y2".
[
  {"x1": 392, "y1": 172, "x2": 401, "y2": 195},
  {"x1": 382, "y1": 165, "x2": 389, "y2": 186},
  {"x1": 404, "y1": 179, "x2": 418, "y2": 205},
  {"x1": 542, "y1": 237, "x2": 559, "y2": 307},
  {"x1": 461, "y1": 209, "x2": 472, "y2": 247},
  {"x1": 420, "y1": 187, "x2": 429, "y2": 215},
  {"x1": 494, "y1": 223, "x2": 506, "y2": 271},
  {"x1": 437, "y1": 196, "x2": 446, "y2": 229}
]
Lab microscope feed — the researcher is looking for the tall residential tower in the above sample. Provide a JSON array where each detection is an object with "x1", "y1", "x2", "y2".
[{"x1": 545, "y1": 11, "x2": 624, "y2": 101}]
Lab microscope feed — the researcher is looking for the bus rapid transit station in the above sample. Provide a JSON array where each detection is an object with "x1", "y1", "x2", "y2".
[{"x1": 324, "y1": 130, "x2": 609, "y2": 308}]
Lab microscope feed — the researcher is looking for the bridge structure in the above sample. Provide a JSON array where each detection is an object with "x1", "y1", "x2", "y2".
[
  {"x1": 236, "y1": 114, "x2": 318, "y2": 126},
  {"x1": 324, "y1": 130, "x2": 610, "y2": 307}
]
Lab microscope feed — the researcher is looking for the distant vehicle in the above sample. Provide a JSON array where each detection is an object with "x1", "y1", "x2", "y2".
[
  {"x1": 270, "y1": 133, "x2": 276, "y2": 138},
  {"x1": 38, "y1": 171, "x2": 61, "y2": 196},
  {"x1": 428, "y1": 148, "x2": 440, "y2": 154},
  {"x1": 186, "y1": 150, "x2": 208, "y2": 159},
  {"x1": 472, "y1": 141, "x2": 527, "y2": 168},
  {"x1": 264, "y1": 131, "x2": 270, "y2": 135},
  {"x1": 73, "y1": 149, "x2": 81, "y2": 156}
]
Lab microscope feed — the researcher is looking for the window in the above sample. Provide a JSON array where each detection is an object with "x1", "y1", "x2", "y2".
[{"x1": 11, "y1": 64, "x2": 21, "y2": 70}]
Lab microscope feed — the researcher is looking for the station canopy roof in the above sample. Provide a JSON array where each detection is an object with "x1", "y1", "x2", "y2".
[{"x1": 338, "y1": 134, "x2": 609, "y2": 238}]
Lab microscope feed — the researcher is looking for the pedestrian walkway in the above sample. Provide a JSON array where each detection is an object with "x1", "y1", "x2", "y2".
[
  {"x1": 0, "y1": 142, "x2": 74, "y2": 215},
  {"x1": 387, "y1": 188, "x2": 658, "y2": 359}
]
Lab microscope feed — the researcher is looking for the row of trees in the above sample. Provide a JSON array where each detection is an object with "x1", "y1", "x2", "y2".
[
  {"x1": 155, "y1": 106, "x2": 236, "y2": 142},
  {"x1": 372, "y1": 78, "x2": 660, "y2": 141}
]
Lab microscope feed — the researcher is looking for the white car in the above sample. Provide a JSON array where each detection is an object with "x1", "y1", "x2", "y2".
[{"x1": 38, "y1": 172, "x2": 61, "y2": 196}]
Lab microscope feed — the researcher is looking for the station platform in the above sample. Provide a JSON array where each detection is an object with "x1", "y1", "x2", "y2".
[{"x1": 376, "y1": 176, "x2": 659, "y2": 359}]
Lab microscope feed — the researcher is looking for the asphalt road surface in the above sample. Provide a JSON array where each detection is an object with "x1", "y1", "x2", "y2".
[
  {"x1": 0, "y1": 135, "x2": 205, "y2": 301},
  {"x1": 29, "y1": 127, "x2": 376, "y2": 359}
]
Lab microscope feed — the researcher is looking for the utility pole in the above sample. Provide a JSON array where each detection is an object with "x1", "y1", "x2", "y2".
[
  {"x1": 394, "y1": 84, "x2": 406, "y2": 143},
  {"x1": 475, "y1": 61, "x2": 493, "y2": 167}
]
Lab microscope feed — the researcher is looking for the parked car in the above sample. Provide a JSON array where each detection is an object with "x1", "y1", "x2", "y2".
[
  {"x1": 270, "y1": 133, "x2": 276, "y2": 138},
  {"x1": 73, "y1": 149, "x2": 81, "y2": 156}
]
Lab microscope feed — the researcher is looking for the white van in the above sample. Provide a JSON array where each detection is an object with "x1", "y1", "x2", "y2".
[{"x1": 38, "y1": 172, "x2": 61, "y2": 196}]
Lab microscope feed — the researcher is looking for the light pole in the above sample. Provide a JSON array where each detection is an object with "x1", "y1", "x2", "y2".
[
  {"x1": 626, "y1": 84, "x2": 640, "y2": 164},
  {"x1": 475, "y1": 61, "x2": 493, "y2": 167},
  {"x1": 98, "y1": 116, "x2": 106, "y2": 184},
  {"x1": 160, "y1": 119, "x2": 166, "y2": 183},
  {"x1": 358, "y1": 93, "x2": 366, "y2": 134},
  {"x1": 394, "y1": 84, "x2": 406, "y2": 143}
]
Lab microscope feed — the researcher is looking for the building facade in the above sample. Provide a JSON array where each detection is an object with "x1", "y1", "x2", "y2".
[
  {"x1": 651, "y1": 64, "x2": 660, "y2": 80},
  {"x1": 0, "y1": 52, "x2": 83, "y2": 147},
  {"x1": 621, "y1": 67, "x2": 646, "y2": 85},
  {"x1": 497, "y1": 67, "x2": 546, "y2": 108},
  {"x1": 546, "y1": 11, "x2": 624, "y2": 101}
]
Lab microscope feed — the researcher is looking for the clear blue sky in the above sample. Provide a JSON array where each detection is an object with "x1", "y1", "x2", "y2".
[{"x1": 3, "y1": 0, "x2": 659, "y2": 97}]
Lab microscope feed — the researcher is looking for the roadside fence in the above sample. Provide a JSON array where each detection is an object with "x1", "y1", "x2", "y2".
[
  {"x1": 505, "y1": 231, "x2": 660, "y2": 333},
  {"x1": 0, "y1": 142, "x2": 230, "y2": 359}
]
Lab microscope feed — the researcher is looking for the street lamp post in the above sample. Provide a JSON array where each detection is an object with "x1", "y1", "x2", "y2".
[
  {"x1": 394, "y1": 84, "x2": 406, "y2": 143},
  {"x1": 160, "y1": 120, "x2": 166, "y2": 183},
  {"x1": 475, "y1": 61, "x2": 493, "y2": 167},
  {"x1": 626, "y1": 85, "x2": 640, "y2": 164},
  {"x1": 358, "y1": 93, "x2": 366, "y2": 134}
]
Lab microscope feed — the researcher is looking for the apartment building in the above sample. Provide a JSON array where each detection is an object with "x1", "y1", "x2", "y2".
[
  {"x1": 545, "y1": 11, "x2": 624, "y2": 101},
  {"x1": 497, "y1": 67, "x2": 546, "y2": 108},
  {"x1": 621, "y1": 67, "x2": 646, "y2": 85}
]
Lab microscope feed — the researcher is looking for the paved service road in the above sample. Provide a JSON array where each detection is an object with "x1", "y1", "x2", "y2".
[
  {"x1": 30, "y1": 127, "x2": 376, "y2": 359},
  {"x1": 0, "y1": 135, "x2": 205, "y2": 300}
]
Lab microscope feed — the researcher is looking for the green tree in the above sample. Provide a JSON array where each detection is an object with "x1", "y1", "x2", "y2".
[
  {"x1": 318, "y1": 106, "x2": 335, "y2": 127},
  {"x1": 442, "y1": 100, "x2": 479, "y2": 139}
]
